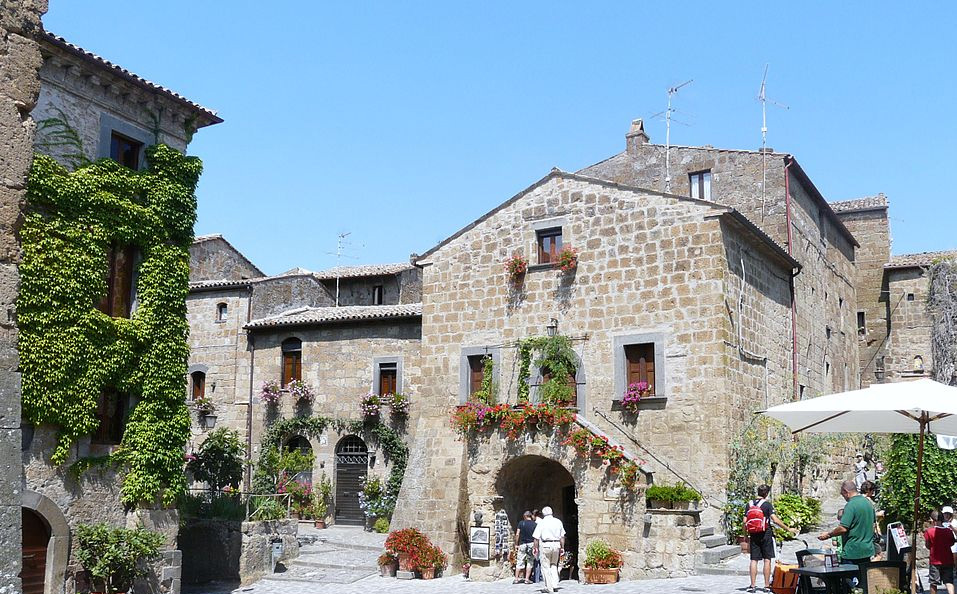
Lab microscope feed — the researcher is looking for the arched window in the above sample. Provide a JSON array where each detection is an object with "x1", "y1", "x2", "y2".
[
  {"x1": 281, "y1": 338, "x2": 303, "y2": 387},
  {"x1": 216, "y1": 302, "x2": 228, "y2": 322},
  {"x1": 191, "y1": 371, "x2": 206, "y2": 401}
]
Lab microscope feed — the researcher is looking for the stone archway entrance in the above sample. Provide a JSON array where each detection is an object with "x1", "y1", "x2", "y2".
[
  {"x1": 495, "y1": 455, "x2": 579, "y2": 580},
  {"x1": 21, "y1": 508, "x2": 50, "y2": 594},
  {"x1": 335, "y1": 435, "x2": 368, "y2": 526}
]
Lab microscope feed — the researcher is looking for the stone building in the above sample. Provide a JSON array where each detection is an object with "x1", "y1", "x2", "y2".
[
  {"x1": 15, "y1": 30, "x2": 219, "y2": 594},
  {"x1": 186, "y1": 239, "x2": 422, "y2": 526}
]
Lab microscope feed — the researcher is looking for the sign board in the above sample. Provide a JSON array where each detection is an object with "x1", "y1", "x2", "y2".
[{"x1": 886, "y1": 521, "x2": 910, "y2": 561}]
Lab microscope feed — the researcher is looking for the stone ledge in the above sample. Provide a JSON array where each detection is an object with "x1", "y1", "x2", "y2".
[
  {"x1": 647, "y1": 508, "x2": 701, "y2": 517},
  {"x1": 611, "y1": 396, "x2": 668, "y2": 411}
]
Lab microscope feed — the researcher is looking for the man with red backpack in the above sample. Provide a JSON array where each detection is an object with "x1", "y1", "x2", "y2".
[{"x1": 747, "y1": 484, "x2": 798, "y2": 593}]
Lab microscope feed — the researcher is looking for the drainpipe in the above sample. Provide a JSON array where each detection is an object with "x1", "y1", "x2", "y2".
[
  {"x1": 244, "y1": 288, "x2": 255, "y2": 491},
  {"x1": 785, "y1": 158, "x2": 799, "y2": 401}
]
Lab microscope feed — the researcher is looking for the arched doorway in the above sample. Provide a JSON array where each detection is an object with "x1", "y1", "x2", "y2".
[
  {"x1": 21, "y1": 508, "x2": 50, "y2": 594},
  {"x1": 334, "y1": 435, "x2": 368, "y2": 526},
  {"x1": 496, "y1": 455, "x2": 579, "y2": 580}
]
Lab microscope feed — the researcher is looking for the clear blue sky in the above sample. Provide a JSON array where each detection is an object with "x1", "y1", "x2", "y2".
[{"x1": 45, "y1": 2, "x2": 956, "y2": 275}]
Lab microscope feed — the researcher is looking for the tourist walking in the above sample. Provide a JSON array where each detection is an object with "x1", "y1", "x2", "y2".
[
  {"x1": 818, "y1": 480, "x2": 876, "y2": 568},
  {"x1": 532, "y1": 509, "x2": 543, "y2": 583},
  {"x1": 532, "y1": 506, "x2": 565, "y2": 594},
  {"x1": 924, "y1": 509, "x2": 956, "y2": 594},
  {"x1": 746, "y1": 484, "x2": 797, "y2": 593},
  {"x1": 513, "y1": 510, "x2": 536, "y2": 584},
  {"x1": 854, "y1": 453, "x2": 868, "y2": 489}
]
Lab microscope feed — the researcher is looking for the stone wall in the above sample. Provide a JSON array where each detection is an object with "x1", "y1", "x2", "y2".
[
  {"x1": 178, "y1": 518, "x2": 299, "y2": 586},
  {"x1": 190, "y1": 236, "x2": 264, "y2": 282},
  {"x1": 0, "y1": 1, "x2": 47, "y2": 591},
  {"x1": 393, "y1": 172, "x2": 795, "y2": 576},
  {"x1": 316, "y1": 268, "x2": 422, "y2": 307},
  {"x1": 249, "y1": 275, "x2": 333, "y2": 319},
  {"x1": 884, "y1": 268, "x2": 933, "y2": 381},
  {"x1": 833, "y1": 205, "x2": 890, "y2": 387}
]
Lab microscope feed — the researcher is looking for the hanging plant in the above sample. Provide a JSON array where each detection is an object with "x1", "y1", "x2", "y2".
[
  {"x1": 192, "y1": 397, "x2": 215, "y2": 415},
  {"x1": 360, "y1": 392, "x2": 381, "y2": 417},
  {"x1": 260, "y1": 380, "x2": 282, "y2": 405},
  {"x1": 621, "y1": 381, "x2": 651, "y2": 414},
  {"x1": 388, "y1": 393, "x2": 411, "y2": 417},
  {"x1": 286, "y1": 379, "x2": 315, "y2": 404},
  {"x1": 504, "y1": 253, "x2": 528, "y2": 283},
  {"x1": 557, "y1": 245, "x2": 578, "y2": 272}
]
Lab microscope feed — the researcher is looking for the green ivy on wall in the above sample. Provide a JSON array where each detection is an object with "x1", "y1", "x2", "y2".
[
  {"x1": 19, "y1": 145, "x2": 202, "y2": 507},
  {"x1": 253, "y1": 416, "x2": 409, "y2": 498},
  {"x1": 517, "y1": 335, "x2": 578, "y2": 405}
]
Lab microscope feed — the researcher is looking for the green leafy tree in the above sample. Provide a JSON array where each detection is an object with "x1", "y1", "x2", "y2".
[
  {"x1": 881, "y1": 434, "x2": 957, "y2": 527},
  {"x1": 75, "y1": 523, "x2": 164, "y2": 594},
  {"x1": 186, "y1": 428, "x2": 245, "y2": 492}
]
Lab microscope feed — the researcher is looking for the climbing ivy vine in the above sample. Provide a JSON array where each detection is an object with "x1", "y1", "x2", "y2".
[
  {"x1": 19, "y1": 145, "x2": 202, "y2": 507},
  {"x1": 516, "y1": 335, "x2": 578, "y2": 405}
]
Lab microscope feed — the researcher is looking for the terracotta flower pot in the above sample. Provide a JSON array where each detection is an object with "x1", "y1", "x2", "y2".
[
  {"x1": 583, "y1": 567, "x2": 619, "y2": 584},
  {"x1": 398, "y1": 552, "x2": 413, "y2": 572},
  {"x1": 419, "y1": 567, "x2": 435, "y2": 580},
  {"x1": 379, "y1": 562, "x2": 398, "y2": 577}
]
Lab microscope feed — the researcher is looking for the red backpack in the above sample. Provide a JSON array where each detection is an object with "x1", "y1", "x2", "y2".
[{"x1": 745, "y1": 499, "x2": 768, "y2": 534}]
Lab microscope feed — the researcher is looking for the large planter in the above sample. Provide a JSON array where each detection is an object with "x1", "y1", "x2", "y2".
[
  {"x1": 398, "y1": 552, "x2": 413, "y2": 572},
  {"x1": 672, "y1": 500, "x2": 698, "y2": 511},
  {"x1": 379, "y1": 562, "x2": 398, "y2": 577},
  {"x1": 648, "y1": 499, "x2": 672, "y2": 509},
  {"x1": 419, "y1": 567, "x2": 435, "y2": 580},
  {"x1": 583, "y1": 567, "x2": 619, "y2": 584}
]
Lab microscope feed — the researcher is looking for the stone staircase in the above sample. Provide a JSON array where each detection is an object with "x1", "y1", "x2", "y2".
[
  {"x1": 264, "y1": 524, "x2": 385, "y2": 585},
  {"x1": 694, "y1": 525, "x2": 743, "y2": 575}
]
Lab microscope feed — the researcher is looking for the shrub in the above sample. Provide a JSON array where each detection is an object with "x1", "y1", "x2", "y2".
[
  {"x1": 583, "y1": 539, "x2": 623, "y2": 569},
  {"x1": 313, "y1": 472, "x2": 332, "y2": 520},
  {"x1": 373, "y1": 517, "x2": 390, "y2": 533},
  {"x1": 177, "y1": 491, "x2": 244, "y2": 521},
  {"x1": 646, "y1": 482, "x2": 701, "y2": 504},
  {"x1": 249, "y1": 496, "x2": 287, "y2": 521},
  {"x1": 75, "y1": 523, "x2": 164, "y2": 594},
  {"x1": 186, "y1": 427, "x2": 245, "y2": 492},
  {"x1": 385, "y1": 527, "x2": 429, "y2": 554},
  {"x1": 773, "y1": 493, "x2": 821, "y2": 540}
]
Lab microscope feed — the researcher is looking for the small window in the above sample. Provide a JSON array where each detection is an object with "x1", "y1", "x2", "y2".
[
  {"x1": 216, "y1": 303, "x2": 228, "y2": 322},
  {"x1": 92, "y1": 389, "x2": 127, "y2": 445},
  {"x1": 467, "y1": 355, "x2": 487, "y2": 399},
  {"x1": 372, "y1": 285, "x2": 383, "y2": 305},
  {"x1": 281, "y1": 337, "x2": 303, "y2": 387},
  {"x1": 907, "y1": 293, "x2": 915, "y2": 302},
  {"x1": 689, "y1": 170, "x2": 712, "y2": 200},
  {"x1": 624, "y1": 343, "x2": 656, "y2": 395},
  {"x1": 110, "y1": 132, "x2": 142, "y2": 169},
  {"x1": 378, "y1": 362, "x2": 397, "y2": 395},
  {"x1": 98, "y1": 243, "x2": 136, "y2": 318},
  {"x1": 799, "y1": 384, "x2": 806, "y2": 400},
  {"x1": 536, "y1": 228, "x2": 563, "y2": 265},
  {"x1": 857, "y1": 312, "x2": 866, "y2": 337},
  {"x1": 191, "y1": 371, "x2": 206, "y2": 401},
  {"x1": 914, "y1": 355, "x2": 924, "y2": 372}
]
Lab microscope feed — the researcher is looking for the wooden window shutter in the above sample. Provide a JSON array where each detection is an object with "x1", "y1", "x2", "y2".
[{"x1": 625, "y1": 343, "x2": 655, "y2": 395}]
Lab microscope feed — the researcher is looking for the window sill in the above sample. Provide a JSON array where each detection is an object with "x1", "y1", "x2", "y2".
[
  {"x1": 527, "y1": 263, "x2": 558, "y2": 273},
  {"x1": 611, "y1": 396, "x2": 668, "y2": 411}
]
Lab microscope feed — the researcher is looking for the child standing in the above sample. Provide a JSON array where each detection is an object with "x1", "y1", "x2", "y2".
[{"x1": 924, "y1": 509, "x2": 957, "y2": 594}]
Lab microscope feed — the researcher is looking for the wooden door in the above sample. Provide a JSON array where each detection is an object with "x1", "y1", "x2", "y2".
[
  {"x1": 21, "y1": 509, "x2": 49, "y2": 594},
  {"x1": 334, "y1": 436, "x2": 368, "y2": 526}
]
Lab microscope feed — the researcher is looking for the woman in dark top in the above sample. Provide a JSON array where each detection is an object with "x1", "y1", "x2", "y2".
[{"x1": 514, "y1": 510, "x2": 537, "y2": 584}]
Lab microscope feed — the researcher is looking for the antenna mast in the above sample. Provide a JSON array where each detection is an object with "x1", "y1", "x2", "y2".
[
  {"x1": 757, "y1": 64, "x2": 788, "y2": 219},
  {"x1": 333, "y1": 231, "x2": 352, "y2": 307},
  {"x1": 665, "y1": 79, "x2": 693, "y2": 193}
]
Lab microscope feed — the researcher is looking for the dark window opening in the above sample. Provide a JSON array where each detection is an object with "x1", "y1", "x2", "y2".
[
  {"x1": 907, "y1": 293, "x2": 915, "y2": 302},
  {"x1": 857, "y1": 311, "x2": 866, "y2": 336},
  {"x1": 110, "y1": 132, "x2": 142, "y2": 169},
  {"x1": 536, "y1": 228, "x2": 563, "y2": 265},
  {"x1": 191, "y1": 371, "x2": 205, "y2": 401},
  {"x1": 378, "y1": 362, "x2": 397, "y2": 396},
  {"x1": 689, "y1": 170, "x2": 712, "y2": 200},
  {"x1": 92, "y1": 389, "x2": 127, "y2": 445},
  {"x1": 281, "y1": 337, "x2": 302, "y2": 387},
  {"x1": 372, "y1": 285, "x2": 383, "y2": 305},
  {"x1": 216, "y1": 302, "x2": 228, "y2": 322},
  {"x1": 624, "y1": 343, "x2": 656, "y2": 395},
  {"x1": 467, "y1": 355, "x2": 487, "y2": 399},
  {"x1": 98, "y1": 243, "x2": 136, "y2": 318}
]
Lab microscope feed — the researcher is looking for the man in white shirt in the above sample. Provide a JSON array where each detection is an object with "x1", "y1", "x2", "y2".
[{"x1": 532, "y1": 506, "x2": 565, "y2": 593}]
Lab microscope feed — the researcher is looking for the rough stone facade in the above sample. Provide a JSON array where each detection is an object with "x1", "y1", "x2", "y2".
[
  {"x1": 883, "y1": 267, "x2": 934, "y2": 382},
  {"x1": 0, "y1": 1, "x2": 47, "y2": 592},
  {"x1": 391, "y1": 171, "x2": 798, "y2": 579},
  {"x1": 178, "y1": 518, "x2": 299, "y2": 587},
  {"x1": 190, "y1": 235, "x2": 264, "y2": 282}
]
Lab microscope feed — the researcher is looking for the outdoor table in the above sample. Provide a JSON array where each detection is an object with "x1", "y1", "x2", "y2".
[{"x1": 790, "y1": 564, "x2": 859, "y2": 594}]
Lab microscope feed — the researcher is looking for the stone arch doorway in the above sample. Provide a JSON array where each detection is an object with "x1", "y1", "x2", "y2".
[
  {"x1": 21, "y1": 490, "x2": 70, "y2": 594},
  {"x1": 334, "y1": 435, "x2": 368, "y2": 526},
  {"x1": 495, "y1": 455, "x2": 579, "y2": 579}
]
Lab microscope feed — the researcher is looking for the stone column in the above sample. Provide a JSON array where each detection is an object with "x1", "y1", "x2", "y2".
[{"x1": 0, "y1": 1, "x2": 47, "y2": 591}]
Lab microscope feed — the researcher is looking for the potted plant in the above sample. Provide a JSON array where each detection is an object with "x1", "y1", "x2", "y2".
[
  {"x1": 385, "y1": 528, "x2": 429, "y2": 572},
  {"x1": 378, "y1": 552, "x2": 399, "y2": 577},
  {"x1": 621, "y1": 381, "x2": 650, "y2": 414},
  {"x1": 415, "y1": 543, "x2": 447, "y2": 580},
  {"x1": 504, "y1": 253, "x2": 528, "y2": 284},
  {"x1": 360, "y1": 392, "x2": 381, "y2": 417},
  {"x1": 260, "y1": 380, "x2": 282, "y2": 406},
  {"x1": 645, "y1": 483, "x2": 702, "y2": 510},
  {"x1": 313, "y1": 472, "x2": 332, "y2": 529},
  {"x1": 389, "y1": 392, "x2": 410, "y2": 417},
  {"x1": 557, "y1": 245, "x2": 578, "y2": 273},
  {"x1": 582, "y1": 539, "x2": 622, "y2": 584},
  {"x1": 75, "y1": 523, "x2": 164, "y2": 594},
  {"x1": 286, "y1": 379, "x2": 314, "y2": 405},
  {"x1": 192, "y1": 396, "x2": 217, "y2": 428}
]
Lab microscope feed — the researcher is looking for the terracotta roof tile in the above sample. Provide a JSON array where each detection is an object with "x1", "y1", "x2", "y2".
[
  {"x1": 246, "y1": 304, "x2": 422, "y2": 329},
  {"x1": 311, "y1": 263, "x2": 414, "y2": 280},
  {"x1": 830, "y1": 195, "x2": 888, "y2": 213},
  {"x1": 885, "y1": 251, "x2": 957, "y2": 270}
]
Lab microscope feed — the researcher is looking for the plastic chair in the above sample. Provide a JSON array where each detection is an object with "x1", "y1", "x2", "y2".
[
  {"x1": 858, "y1": 560, "x2": 906, "y2": 594},
  {"x1": 795, "y1": 549, "x2": 827, "y2": 594}
]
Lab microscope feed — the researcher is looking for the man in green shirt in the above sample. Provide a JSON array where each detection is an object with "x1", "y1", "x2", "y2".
[{"x1": 818, "y1": 480, "x2": 876, "y2": 565}]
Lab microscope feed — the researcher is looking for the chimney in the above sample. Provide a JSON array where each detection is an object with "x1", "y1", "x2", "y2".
[{"x1": 626, "y1": 118, "x2": 649, "y2": 155}]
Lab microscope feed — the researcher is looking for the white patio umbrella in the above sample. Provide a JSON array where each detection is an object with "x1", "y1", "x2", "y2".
[{"x1": 760, "y1": 378, "x2": 957, "y2": 592}]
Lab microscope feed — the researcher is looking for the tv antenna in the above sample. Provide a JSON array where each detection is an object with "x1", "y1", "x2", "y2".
[
  {"x1": 650, "y1": 80, "x2": 693, "y2": 193},
  {"x1": 757, "y1": 64, "x2": 788, "y2": 219},
  {"x1": 325, "y1": 231, "x2": 359, "y2": 307}
]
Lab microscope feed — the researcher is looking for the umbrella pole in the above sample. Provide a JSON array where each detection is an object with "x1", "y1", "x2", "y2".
[{"x1": 910, "y1": 415, "x2": 927, "y2": 594}]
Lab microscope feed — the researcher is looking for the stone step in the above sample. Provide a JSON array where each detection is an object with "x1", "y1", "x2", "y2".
[
  {"x1": 697, "y1": 544, "x2": 741, "y2": 565},
  {"x1": 700, "y1": 534, "x2": 728, "y2": 549},
  {"x1": 694, "y1": 562, "x2": 744, "y2": 576},
  {"x1": 314, "y1": 537, "x2": 384, "y2": 553},
  {"x1": 699, "y1": 525, "x2": 716, "y2": 537},
  {"x1": 294, "y1": 559, "x2": 378, "y2": 571}
]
